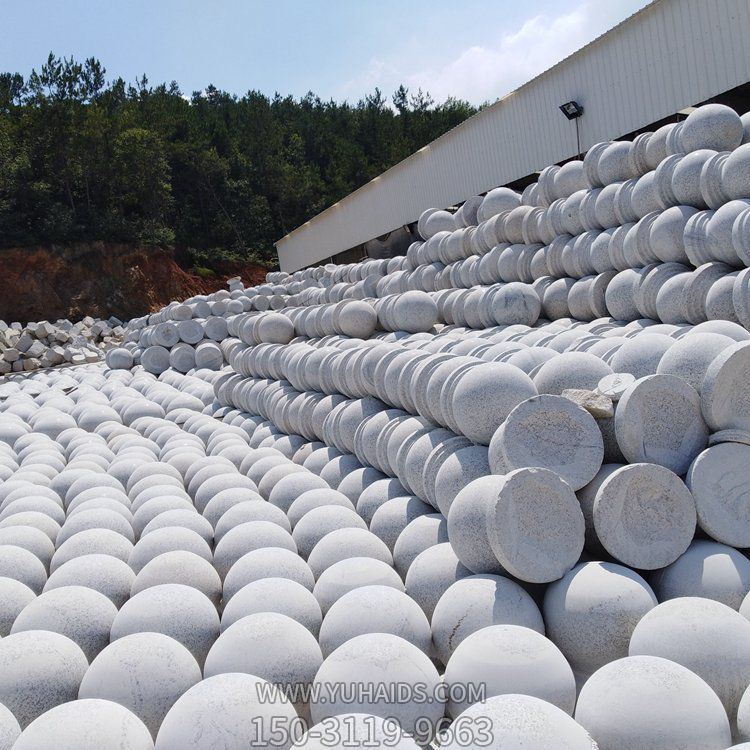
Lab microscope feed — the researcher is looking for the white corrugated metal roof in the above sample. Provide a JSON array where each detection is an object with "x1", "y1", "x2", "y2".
[{"x1": 275, "y1": 0, "x2": 750, "y2": 272}]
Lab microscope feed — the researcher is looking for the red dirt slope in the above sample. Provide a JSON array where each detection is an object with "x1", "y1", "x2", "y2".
[{"x1": 0, "y1": 243, "x2": 267, "y2": 323}]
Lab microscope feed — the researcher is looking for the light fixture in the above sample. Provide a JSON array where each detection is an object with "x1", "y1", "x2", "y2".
[{"x1": 559, "y1": 100, "x2": 584, "y2": 120}]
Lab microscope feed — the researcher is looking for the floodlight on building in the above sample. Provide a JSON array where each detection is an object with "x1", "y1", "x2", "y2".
[{"x1": 559, "y1": 101, "x2": 584, "y2": 120}]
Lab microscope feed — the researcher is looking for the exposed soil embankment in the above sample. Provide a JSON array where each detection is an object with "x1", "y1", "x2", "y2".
[{"x1": 0, "y1": 243, "x2": 268, "y2": 323}]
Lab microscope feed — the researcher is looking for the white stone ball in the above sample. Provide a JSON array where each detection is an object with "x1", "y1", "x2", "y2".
[
  {"x1": 11, "y1": 585, "x2": 116, "y2": 661},
  {"x1": 443, "y1": 694, "x2": 597, "y2": 750},
  {"x1": 0, "y1": 701, "x2": 19, "y2": 750},
  {"x1": 680, "y1": 103, "x2": 743, "y2": 153},
  {"x1": 444, "y1": 624, "x2": 576, "y2": 718},
  {"x1": 310, "y1": 633, "x2": 444, "y2": 745},
  {"x1": 495, "y1": 394, "x2": 604, "y2": 491},
  {"x1": 204, "y1": 612, "x2": 322, "y2": 717},
  {"x1": 313, "y1": 556, "x2": 404, "y2": 615},
  {"x1": 223, "y1": 547, "x2": 315, "y2": 602},
  {"x1": 575, "y1": 655, "x2": 731, "y2": 749},
  {"x1": 686, "y1": 442, "x2": 750, "y2": 548},
  {"x1": 630, "y1": 596, "x2": 750, "y2": 730},
  {"x1": 319, "y1": 585, "x2": 431, "y2": 657},
  {"x1": 431, "y1": 574, "x2": 544, "y2": 666},
  {"x1": 130, "y1": 550, "x2": 221, "y2": 607},
  {"x1": 656, "y1": 332, "x2": 735, "y2": 391},
  {"x1": 485, "y1": 468, "x2": 585, "y2": 583},
  {"x1": 337, "y1": 301, "x2": 378, "y2": 338},
  {"x1": 154, "y1": 673, "x2": 298, "y2": 749},
  {"x1": 111, "y1": 584, "x2": 219, "y2": 667},
  {"x1": 391, "y1": 291, "x2": 438, "y2": 333},
  {"x1": 307, "y1": 527, "x2": 392, "y2": 579},
  {"x1": 220, "y1": 577, "x2": 322, "y2": 635},
  {"x1": 451, "y1": 363, "x2": 537, "y2": 445},
  {"x1": 79, "y1": 632, "x2": 201, "y2": 738},
  {"x1": 651, "y1": 540, "x2": 750, "y2": 610},
  {"x1": 51, "y1": 529, "x2": 134, "y2": 572},
  {"x1": 11, "y1": 699, "x2": 153, "y2": 750},
  {"x1": 128, "y1": 527, "x2": 211, "y2": 574},
  {"x1": 292, "y1": 506, "x2": 366, "y2": 560},
  {"x1": 256, "y1": 313, "x2": 295, "y2": 344},
  {"x1": 533, "y1": 352, "x2": 613, "y2": 395},
  {"x1": 543, "y1": 561, "x2": 657, "y2": 687},
  {"x1": 0, "y1": 545, "x2": 47, "y2": 594},
  {"x1": 615, "y1": 374, "x2": 708, "y2": 475},
  {"x1": 0, "y1": 576, "x2": 35, "y2": 636},
  {"x1": 404, "y1": 543, "x2": 471, "y2": 621},
  {"x1": 0, "y1": 630, "x2": 88, "y2": 728},
  {"x1": 291, "y1": 713, "x2": 420, "y2": 749}
]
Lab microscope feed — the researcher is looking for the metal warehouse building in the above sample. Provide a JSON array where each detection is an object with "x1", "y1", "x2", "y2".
[{"x1": 275, "y1": 0, "x2": 750, "y2": 273}]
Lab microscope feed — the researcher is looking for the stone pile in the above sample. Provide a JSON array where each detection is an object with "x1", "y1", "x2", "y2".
[
  {"x1": 1, "y1": 102, "x2": 750, "y2": 749},
  {"x1": 105, "y1": 292, "x2": 246, "y2": 375},
  {"x1": 0, "y1": 317, "x2": 123, "y2": 375}
]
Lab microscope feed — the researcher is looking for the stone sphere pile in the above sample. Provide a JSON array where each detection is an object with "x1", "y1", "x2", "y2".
[{"x1": 1, "y1": 101, "x2": 750, "y2": 749}]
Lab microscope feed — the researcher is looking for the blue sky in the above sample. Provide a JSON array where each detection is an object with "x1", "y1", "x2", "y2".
[{"x1": 1, "y1": 0, "x2": 651, "y2": 105}]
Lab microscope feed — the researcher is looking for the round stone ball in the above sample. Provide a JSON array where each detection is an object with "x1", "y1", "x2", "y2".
[
  {"x1": 0, "y1": 630, "x2": 88, "y2": 728},
  {"x1": 489, "y1": 282, "x2": 541, "y2": 326},
  {"x1": 543, "y1": 562, "x2": 657, "y2": 687},
  {"x1": 111, "y1": 584, "x2": 219, "y2": 667},
  {"x1": 701, "y1": 341, "x2": 750, "y2": 433},
  {"x1": 533, "y1": 353, "x2": 613, "y2": 395},
  {"x1": 443, "y1": 694, "x2": 598, "y2": 750},
  {"x1": 131, "y1": 550, "x2": 221, "y2": 607},
  {"x1": 0, "y1": 576, "x2": 36, "y2": 636},
  {"x1": 80, "y1": 632, "x2": 201, "y2": 738},
  {"x1": 447, "y1": 476, "x2": 507, "y2": 575},
  {"x1": 204, "y1": 612, "x2": 322, "y2": 717},
  {"x1": 293, "y1": 506, "x2": 367, "y2": 560},
  {"x1": 431, "y1": 574, "x2": 544, "y2": 666},
  {"x1": 268, "y1": 472, "x2": 329, "y2": 514},
  {"x1": 51, "y1": 529, "x2": 134, "y2": 573},
  {"x1": 588, "y1": 462, "x2": 696, "y2": 569},
  {"x1": 444, "y1": 624, "x2": 576, "y2": 718},
  {"x1": 154, "y1": 672, "x2": 298, "y2": 750},
  {"x1": 451, "y1": 363, "x2": 537, "y2": 445},
  {"x1": 680, "y1": 103, "x2": 744, "y2": 153},
  {"x1": 307, "y1": 527, "x2": 392, "y2": 579},
  {"x1": 391, "y1": 291, "x2": 438, "y2": 333},
  {"x1": 686, "y1": 443, "x2": 750, "y2": 547},
  {"x1": 369, "y1": 496, "x2": 432, "y2": 551},
  {"x1": 287, "y1": 489, "x2": 355, "y2": 529},
  {"x1": 291, "y1": 712, "x2": 420, "y2": 750},
  {"x1": 11, "y1": 585, "x2": 117, "y2": 661},
  {"x1": 576, "y1": 656, "x2": 731, "y2": 749},
  {"x1": 223, "y1": 547, "x2": 315, "y2": 602},
  {"x1": 486, "y1": 468, "x2": 585, "y2": 583},
  {"x1": 0, "y1": 545, "x2": 47, "y2": 594},
  {"x1": 318, "y1": 585, "x2": 431, "y2": 657},
  {"x1": 105, "y1": 348, "x2": 135, "y2": 370},
  {"x1": 615, "y1": 374, "x2": 708, "y2": 474},
  {"x1": 651, "y1": 539, "x2": 750, "y2": 610},
  {"x1": 11, "y1": 699, "x2": 153, "y2": 750},
  {"x1": 43, "y1": 553, "x2": 134, "y2": 608},
  {"x1": 221, "y1": 576, "x2": 322, "y2": 635},
  {"x1": 310, "y1": 633, "x2": 444, "y2": 745},
  {"x1": 629, "y1": 597, "x2": 750, "y2": 729},
  {"x1": 141, "y1": 346, "x2": 170, "y2": 376},
  {"x1": 337, "y1": 301, "x2": 378, "y2": 338},
  {"x1": 214, "y1": 520, "x2": 296, "y2": 578},
  {"x1": 256, "y1": 313, "x2": 294, "y2": 344},
  {"x1": 0, "y1": 701, "x2": 19, "y2": 750},
  {"x1": 404, "y1": 543, "x2": 471, "y2": 621},
  {"x1": 496, "y1": 395, "x2": 604, "y2": 491},
  {"x1": 610, "y1": 333, "x2": 674, "y2": 378},
  {"x1": 128, "y1": 528, "x2": 211, "y2": 575},
  {"x1": 313, "y1": 556, "x2": 404, "y2": 615},
  {"x1": 657, "y1": 332, "x2": 734, "y2": 391}
]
